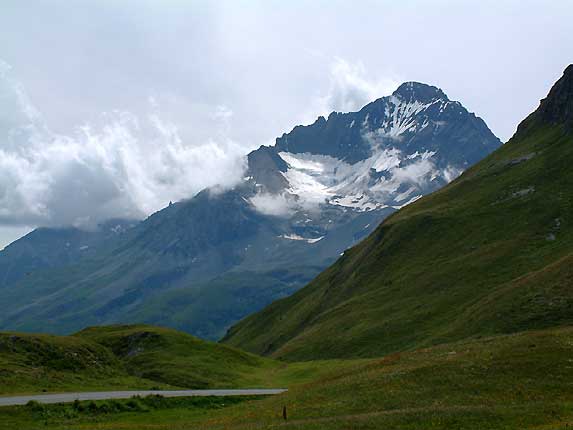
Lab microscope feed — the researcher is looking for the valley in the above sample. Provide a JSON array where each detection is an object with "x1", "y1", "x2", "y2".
[{"x1": 0, "y1": 27, "x2": 571, "y2": 430}]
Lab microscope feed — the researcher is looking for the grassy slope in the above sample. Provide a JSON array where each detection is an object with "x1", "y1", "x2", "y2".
[
  {"x1": 0, "y1": 331, "x2": 166, "y2": 395},
  {"x1": 0, "y1": 323, "x2": 359, "y2": 396},
  {"x1": 196, "y1": 326, "x2": 573, "y2": 430},
  {"x1": 223, "y1": 124, "x2": 573, "y2": 360},
  {"x1": 2, "y1": 324, "x2": 325, "y2": 395},
  {"x1": 75, "y1": 324, "x2": 274, "y2": 389},
  {"x1": 2, "y1": 326, "x2": 571, "y2": 429}
]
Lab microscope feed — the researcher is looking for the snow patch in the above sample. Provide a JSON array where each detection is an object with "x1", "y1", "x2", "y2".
[
  {"x1": 280, "y1": 234, "x2": 324, "y2": 244},
  {"x1": 276, "y1": 147, "x2": 439, "y2": 212},
  {"x1": 248, "y1": 90, "x2": 468, "y2": 218},
  {"x1": 392, "y1": 194, "x2": 423, "y2": 209}
]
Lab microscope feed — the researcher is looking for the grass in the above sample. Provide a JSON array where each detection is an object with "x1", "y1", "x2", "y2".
[
  {"x1": 223, "y1": 124, "x2": 573, "y2": 361},
  {"x1": 0, "y1": 395, "x2": 264, "y2": 430},
  {"x1": 75, "y1": 324, "x2": 274, "y2": 389},
  {"x1": 183, "y1": 326, "x2": 573, "y2": 429},
  {"x1": 0, "y1": 324, "x2": 361, "y2": 396},
  {"x1": 1, "y1": 326, "x2": 571, "y2": 429},
  {"x1": 0, "y1": 331, "x2": 169, "y2": 395}
]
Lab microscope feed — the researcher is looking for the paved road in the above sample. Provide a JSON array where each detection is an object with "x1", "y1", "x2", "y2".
[{"x1": 0, "y1": 389, "x2": 287, "y2": 407}]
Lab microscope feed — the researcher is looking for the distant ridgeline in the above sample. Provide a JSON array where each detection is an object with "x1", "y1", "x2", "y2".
[
  {"x1": 223, "y1": 65, "x2": 573, "y2": 361},
  {"x1": 0, "y1": 82, "x2": 501, "y2": 339}
]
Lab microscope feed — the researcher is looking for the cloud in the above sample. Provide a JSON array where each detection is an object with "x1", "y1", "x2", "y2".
[
  {"x1": 391, "y1": 158, "x2": 436, "y2": 185},
  {"x1": 0, "y1": 62, "x2": 246, "y2": 228},
  {"x1": 316, "y1": 58, "x2": 400, "y2": 115},
  {"x1": 0, "y1": 56, "x2": 398, "y2": 230},
  {"x1": 250, "y1": 192, "x2": 295, "y2": 217}
]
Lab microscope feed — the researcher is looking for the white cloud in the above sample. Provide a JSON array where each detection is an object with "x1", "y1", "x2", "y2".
[
  {"x1": 250, "y1": 192, "x2": 295, "y2": 217},
  {"x1": 0, "y1": 62, "x2": 246, "y2": 229},
  {"x1": 315, "y1": 58, "x2": 400, "y2": 115},
  {"x1": 391, "y1": 158, "x2": 436, "y2": 185}
]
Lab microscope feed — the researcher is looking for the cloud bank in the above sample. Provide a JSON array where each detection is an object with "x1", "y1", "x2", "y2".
[
  {"x1": 0, "y1": 55, "x2": 401, "y2": 231},
  {"x1": 0, "y1": 62, "x2": 246, "y2": 228}
]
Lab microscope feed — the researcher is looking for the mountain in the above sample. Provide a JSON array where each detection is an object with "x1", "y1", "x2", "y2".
[
  {"x1": 0, "y1": 82, "x2": 501, "y2": 339},
  {"x1": 222, "y1": 65, "x2": 573, "y2": 360},
  {"x1": 0, "y1": 219, "x2": 137, "y2": 289}
]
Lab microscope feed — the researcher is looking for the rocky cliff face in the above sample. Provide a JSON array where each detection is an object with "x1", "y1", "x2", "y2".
[
  {"x1": 537, "y1": 65, "x2": 573, "y2": 128},
  {"x1": 518, "y1": 65, "x2": 573, "y2": 135}
]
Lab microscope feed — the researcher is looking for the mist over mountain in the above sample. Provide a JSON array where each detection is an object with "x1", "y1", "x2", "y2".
[{"x1": 0, "y1": 61, "x2": 247, "y2": 231}]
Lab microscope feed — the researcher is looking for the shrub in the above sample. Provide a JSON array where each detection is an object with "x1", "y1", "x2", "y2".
[{"x1": 25, "y1": 400, "x2": 45, "y2": 413}]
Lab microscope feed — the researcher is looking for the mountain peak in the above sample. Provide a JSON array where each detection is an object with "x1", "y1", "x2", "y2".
[
  {"x1": 392, "y1": 81, "x2": 449, "y2": 104},
  {"x1": 536, "y1": 64, "x2": 573, "y2": 129},
  {"x1": 516, "y1": 64, "x2": 573, "y2": 136}
]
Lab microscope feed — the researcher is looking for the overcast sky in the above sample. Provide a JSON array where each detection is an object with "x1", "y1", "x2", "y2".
[{"x1": 0, "y1": 0, "x2": 572, "y2": 248}]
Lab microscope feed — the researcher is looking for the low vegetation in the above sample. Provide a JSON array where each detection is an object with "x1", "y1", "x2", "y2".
[
  {"x1": 0, "y1": 395, "x2": 262, "y2": 430},
  {"x1": 0, "y1": 324, "x2": 360, "y2": 396},
  {"x1": 191, "y1": 327, "x2": 573, "y2": 429},
  {"x1": 0, "y1": 324, "x2": 276, "y2": 395},
  {"x1": 1, "y1": 326, "x2": 571, "y2": 429},
  {"x1": 0, "y1": 331, "x2": 166, "y2": 394},
  {"x1": 75, "y1": 324, "x2": 273, "y2": 389}
]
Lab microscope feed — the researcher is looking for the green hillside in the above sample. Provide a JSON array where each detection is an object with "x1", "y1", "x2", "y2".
[
  {"x1": 0, "y1": 331, "x2": 164, "y2": 395},
  {"x1": 0, "y1": 324, "x2": 274, "y2": 395},
  {"x1": 4, "y1": 326, "x2": 570, "y2": 429},
  {"x1": 203, "y1": 327, "x2": 573, "y2": 430},
  {"x1": 76, "y1": 324, "x2": 272, "y2": 389},
  {"x1": 223, "y1": 65, "x2": 573, "y2": 361}
]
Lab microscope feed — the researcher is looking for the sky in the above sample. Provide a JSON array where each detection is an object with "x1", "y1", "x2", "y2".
[{"x1": 0, "y1": 0, "x2": 572, "y2": 249}]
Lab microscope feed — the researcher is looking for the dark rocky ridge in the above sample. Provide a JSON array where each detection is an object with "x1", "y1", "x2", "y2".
[
  {"x1": 538, "y1": 64, "x2": 573, "y2": 129},
  {"x1": 393, "y1": 81, "x2": 448, "y2": 104},
  {"x1": 273, "y1": 82, "x2": 500, "y2": 168},
  {"x1": 518, "y1": 64, "x2": 573, "y2": 135}
]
